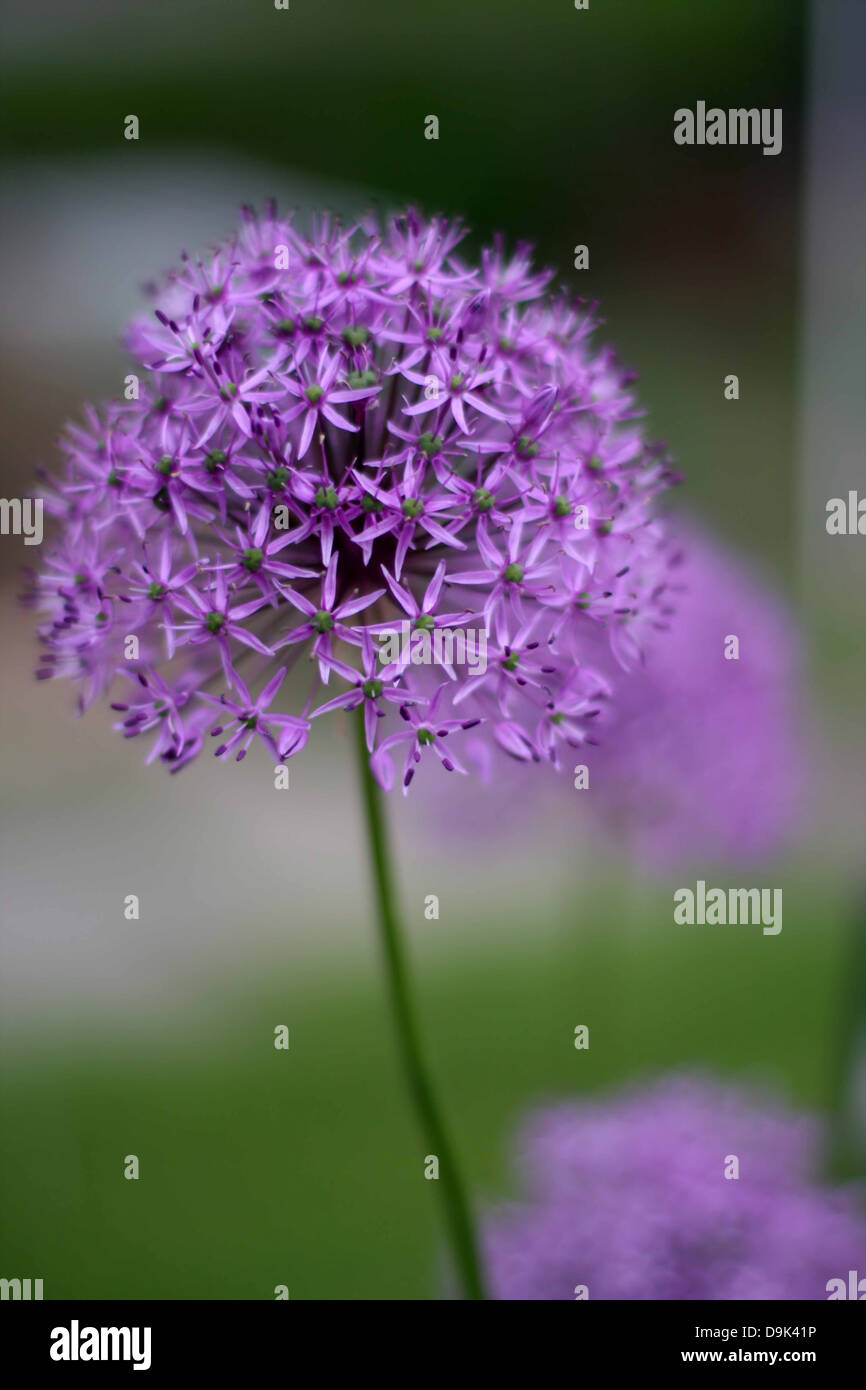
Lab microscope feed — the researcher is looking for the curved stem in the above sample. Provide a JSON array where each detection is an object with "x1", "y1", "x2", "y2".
[{"x1": 354, "y1": 710, "x2": 487, "y2": 1300}]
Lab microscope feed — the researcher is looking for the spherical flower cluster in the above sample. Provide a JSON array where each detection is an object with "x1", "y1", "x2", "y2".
[
  {"x1": 29, "y1": 206, "x2": 675, "y2": 790},
  {"x1": 418, "y1": 518, "x2": 803, "y2": 864},
  {"x1": 483, "y1": 1074, "x2": 866, "y2": 1300},
  {"x1": 583, "y1": 518, "x2": 804, "y2": 865}
]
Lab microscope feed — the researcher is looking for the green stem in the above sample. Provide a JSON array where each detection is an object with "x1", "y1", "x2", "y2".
[{"x1": 354, "y1": 710, "x2": 487, "y2": 1300}]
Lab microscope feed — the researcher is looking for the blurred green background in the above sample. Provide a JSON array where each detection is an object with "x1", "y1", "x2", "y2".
[{"x1": 2, "y1": 0, "x2": 863, "y2": 1300}]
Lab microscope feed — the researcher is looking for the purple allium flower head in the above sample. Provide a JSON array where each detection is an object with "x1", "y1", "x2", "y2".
[
  {"x1": 484, "y1": 1074, "x2": 866, "y2": 1300},
  {"x1": 581, "y1": 518, "x2": 803, "y2": 865},
  {"x1": 414, "y1": 517, "x2": 803, "y2": 860},
  {"x1": 28, "y1": 206, "x2": 676, "y2": 787}
]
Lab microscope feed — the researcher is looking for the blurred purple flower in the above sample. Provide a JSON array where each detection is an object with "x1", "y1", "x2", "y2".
[
  {"x1": 417, "y1": 518, "x2": 803, "y2": 863},
  {"x1": 484, "y1": 1074, "x2": 866, "y2": 1300},
  {"x1": 28, "y1": 206, "x2": 676, "y2": 790},
  {"x1": 583, "y1": 519, "x2": 804, "y2": 865}
]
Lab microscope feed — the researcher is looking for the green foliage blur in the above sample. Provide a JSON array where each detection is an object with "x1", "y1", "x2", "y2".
[{"x1": 0, "y1": 875, "x2": 845, "y2": 1299}]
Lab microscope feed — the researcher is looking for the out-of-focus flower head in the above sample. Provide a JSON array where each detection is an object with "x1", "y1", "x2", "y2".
[
  {"x1": 582, "y1": 518, "x2": 803, "y2": 865},
  {"x1": 27, "y1": 205, "x2": 676, "y2": 788},
  {"x1": 416, "y1": 517, "x2": 803, "y2": 863},
  {"x1": 484, "y1": 1073, "x2": 866, "y2": 1300}
]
